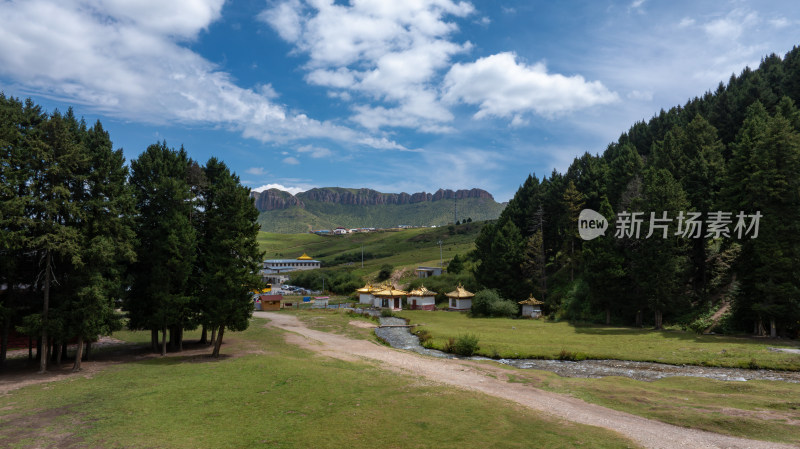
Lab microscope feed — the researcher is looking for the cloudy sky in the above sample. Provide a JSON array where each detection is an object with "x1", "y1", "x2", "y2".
[{"x1": 1, "y1": 0, "x2": 798, "y2": 201}]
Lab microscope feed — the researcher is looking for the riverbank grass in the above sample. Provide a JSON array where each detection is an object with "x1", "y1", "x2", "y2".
[
  {"x1": 397, "y1": 310, "x2": 800, "y2": 370},
  {"x1": 0, "y1": 318, "x2": 637, "y2": 449}
]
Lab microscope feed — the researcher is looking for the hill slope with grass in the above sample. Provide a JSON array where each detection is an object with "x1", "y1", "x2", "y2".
[
  {"x1": 253, "y1": 187, "x2": 505, "y2": 233},
  {"x1": 258, "y1": 220, "x2": 483, "y2": 285}
]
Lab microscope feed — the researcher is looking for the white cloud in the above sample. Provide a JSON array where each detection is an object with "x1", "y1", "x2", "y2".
[
  {"x1": 0, "y1": 0, "x2": 406, "y2": 151},
  {"x1": 770, "y1": 17, "x2": 790, "y2": 29},
  {"x1": 627, "y1": 90, "x2": 653, "y2": 101},
  {"x1": 260, "y1": 0, "x2": 474, "y2": 131},
  {"x1": 442, "y1": 52, "x2": 618, "y2": 119},
  {"x1": 246, "y1": 167, "x2": 269, "y2": 176},
  {"x1": 283, "y1": 156, "x2": 300, "y2": 165},
  {"x1": 678, "y1": 17, "x2": 695, "y2": 28},
  {"x1": 297, "y1": 144, "x2": 332, "y2": 158},
  {"x1": 251, "y1": 183, "x2": 311, "y2": 195},
  {"x1": 703, "y1": 10, "x2": 758, "y2": 41},
  {"x1": 631, "y1": 0, "x2": 645, "y2": 7}
]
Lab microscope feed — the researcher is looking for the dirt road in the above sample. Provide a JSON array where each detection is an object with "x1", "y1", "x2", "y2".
[{"x1": 256, "y1": 311, "x2": 795, "y2": 449}]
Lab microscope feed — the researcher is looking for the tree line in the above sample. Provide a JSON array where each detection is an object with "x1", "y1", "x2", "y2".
[
  {"x1": 0, "y1": 95, "x2": 263, "y2": 370},
  {"x1": 473, "y1": 46, "x2": 800, "y2": 337}
]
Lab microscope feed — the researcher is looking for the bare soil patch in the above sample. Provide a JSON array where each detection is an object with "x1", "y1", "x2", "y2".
[{"x1": 348, "y1": 320, "x2": 377, "y2": 329}]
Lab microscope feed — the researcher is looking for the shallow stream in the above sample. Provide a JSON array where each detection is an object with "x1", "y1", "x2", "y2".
[{"x1": 374, "y1": 316, "x2": 800, "y2": 383}]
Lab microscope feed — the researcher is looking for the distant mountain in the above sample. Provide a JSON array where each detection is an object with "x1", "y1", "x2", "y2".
[{"x1": 251, "y1": 187, "x2": 505, "y2": 233}]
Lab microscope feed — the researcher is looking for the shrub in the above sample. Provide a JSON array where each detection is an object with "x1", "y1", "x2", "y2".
[
  {"x1": 490, "y1": 299, "x2": 518, "y2": 318},
  {"x1": 443, "y1": 337, "x2": 456, "y2": 353},
  {"x1": 471, "y1": 289, "x2": 501, "y2": 317},
  {"x1": 380, "y1": 309, "x2": 395, "y2": 318},
  {"x1": 413, "y1": 329, "x2": 432, "y2": 344},
  {"x1": 557, "y1": 349, "x2": 586, "y2": 361},
  {"x1": 450, "y1": 333, "x2": 480, "y2": 356},
  {"x1": 377, "y1": 264, "x2": 393, "y2": 282}
]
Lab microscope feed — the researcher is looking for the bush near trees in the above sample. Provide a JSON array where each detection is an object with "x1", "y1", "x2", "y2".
[
  {"x1": 470, "y1": 289, "x2": 518, "y2": 318},
  {"x1": 0, "y1": 95, "x2": 263, "y2": 368},
  {"x1": 472, "y1": 47, "x2": 800, "y2": 336}
]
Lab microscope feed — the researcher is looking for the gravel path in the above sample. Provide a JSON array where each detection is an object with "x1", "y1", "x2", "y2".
[{"x1": 257, "y1": 311, "x2": 794, "y2": 449}]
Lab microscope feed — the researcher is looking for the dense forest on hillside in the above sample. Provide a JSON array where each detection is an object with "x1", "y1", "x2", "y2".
[
  {"x1": 473, "y1": 47, "x2": 800, "y2": 337},
  {"x1": 0, "y1": 96, "x2": 263, "y2": 368}
]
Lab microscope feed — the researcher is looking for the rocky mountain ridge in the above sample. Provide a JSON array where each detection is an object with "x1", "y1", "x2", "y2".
[{"x1": 250, "y1": 187, "x2": 495, "y2": 212}]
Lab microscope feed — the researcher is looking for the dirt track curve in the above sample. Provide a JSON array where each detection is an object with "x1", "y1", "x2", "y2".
[{"x1": 255, "y1": 311, "x2": 795, "y2": 449}]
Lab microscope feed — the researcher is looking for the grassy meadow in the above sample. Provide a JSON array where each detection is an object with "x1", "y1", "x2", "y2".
[
  {"x1": 397, "y1": 310, "x2": 800, "y2": 370},
  {"x1": 301, "y1": 310, "x2": 800, "y2": 445},
  {"x1": 257, "y1": 222, "x2": 482, "y2": 282},
  {"x1": 0, "y1": 317, "x2": 638, "y2": 449},
  {"x1": 501, "y1": 364, "x2": 800, "y2": 445}
]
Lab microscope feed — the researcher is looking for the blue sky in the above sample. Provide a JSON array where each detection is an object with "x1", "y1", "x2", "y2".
[{"x1": 1, "y1": 1, "x2": 798, "y2": 202}]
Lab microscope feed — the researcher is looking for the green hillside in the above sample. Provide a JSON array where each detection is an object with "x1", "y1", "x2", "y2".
[
  {"x1": 258, "y1": 221, "x2": 484, "y2": 283},
  {"x1": 257, "y1": 197, "x2": 504, "y2": 233}
]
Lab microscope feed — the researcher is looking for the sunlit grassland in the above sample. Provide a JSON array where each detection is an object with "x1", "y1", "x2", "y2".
[
  {"x1": 303, "y1": 310, "x2": 800, "y2": 444},
  {"x1": 501, "y1": 366, "x2": 800, "y2": 445},
  {"x1": 0, "y1": 318, "x2": 638, "y2": 449},
  {"x1": 284, "y1": 309, "x2": 378, "y2": 340},
  {"x1": 397, "y1": 310, "x2": 800, "y2": 370},
  {"x1": 257, "y1": 224, "x2": 481, "y2": 282}
]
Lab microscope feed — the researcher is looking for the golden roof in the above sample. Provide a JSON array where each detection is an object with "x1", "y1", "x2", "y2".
[
  {"x1": 408, "y1": 285, "x2": 437, "y2": 297},
  {"x1": 446, "y1": 284, "x2": 474, "y2": 299},
  {"x1": 355, "y1": 284, "x2": 374, "y2": 293},
  {"x1": 373, "y1": 285, "x2": 408, "y2": 297},
  {"x1": 297, "y1": 253, "x2": 313, "y2": 260},
  {"x1": 518, "y1": 294, "x2": 544, "y2": 306}
]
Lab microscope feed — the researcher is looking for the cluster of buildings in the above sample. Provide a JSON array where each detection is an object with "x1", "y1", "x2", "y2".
[
  {"x1": 312, "y1": 227, "x2": 376, "y2": 235},
  {"x1": 260, "y1": 253, "x2": 321, "y2": 286},
  {"x1": 353, "y1": 283, "x2": 543, "y2": 317},
  {"x1": 355, "y1": 283, "x2": 475, "y2": 311},
  {"x1": 256, "y1": 251, "x2": 545, "y2": 318}
]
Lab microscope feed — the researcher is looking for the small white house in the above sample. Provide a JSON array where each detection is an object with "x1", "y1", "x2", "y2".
[
  {"x1": 518, "y1": 295, "x2": 544, "y2": 318},
  {"x1": 408, "y1": 285, "x2": 437, "y2": 310},
  {"x1": 355, "y1": 284, "x2": 376, "y2": 305},
  {"x1": 415, "y1": 266, "x2": 443, "y2": 278},
  {"x1": 373, "y1": 285, "x2": 407, "y2": 310},
  {"x1": 446, "y1": 284, "x2": 474, "y2": 311}
]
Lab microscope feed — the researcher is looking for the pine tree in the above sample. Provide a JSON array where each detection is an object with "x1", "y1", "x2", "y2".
[
  {"x1": 27, "y1": 110, "x2": 86, "y2": 372},
  {"x1": 65, "y1": 121, "x2": 135, "y2": 371},
  {"x1": 196, "y1": 158, "x2": 262, "y2": 357},
  {"x1": 631, "y1": 168, "x2": 689, "y2": 329},
  {"x1": 128, "y1": 143, "x2": 196, "y2": 356},
  {"x1": 582, "y1": 197, "x2": 624, "y2": 324},
  {"x1": 561, "y1": 181, "x2": 585, "y2": 282},
  {"x1": 730, "y1": 101, "x2": 800, "y2": 336}
]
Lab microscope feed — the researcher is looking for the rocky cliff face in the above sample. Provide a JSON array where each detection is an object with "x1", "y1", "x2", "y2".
[
  {"x1": 250, "y1": 187, "x2": 494, "y2": 212},
  {"x1": 251, "y1": 188, "x2": 304, "y2": 211}
]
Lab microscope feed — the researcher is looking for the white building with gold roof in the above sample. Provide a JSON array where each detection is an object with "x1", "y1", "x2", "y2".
[
  {"x1": 355, "y1": 284, "x2": 376, "y2": 305},
  {"x1": 446, "y1": 284, "x2": 474, "y2": 311},
  {"x1": 261, "y1": 253, "x2": 321, "y2": 285},
  {"x1": 408, "y1": 285, "x2": 437, "y2": 310},
  {"x1": 518, "y1": 295, "x2": 544, "y2": 318},
  {"x1": 372, "y1": 285, "x2": 408, "y2": 310}
]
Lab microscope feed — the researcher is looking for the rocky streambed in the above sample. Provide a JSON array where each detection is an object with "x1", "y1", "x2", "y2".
[{"x1": 374, "y1": 316, "x2": 800, "y2": 383}]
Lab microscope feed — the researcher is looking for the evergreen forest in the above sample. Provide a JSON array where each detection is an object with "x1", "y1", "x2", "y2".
[
  {"x1": 0, "y1": 97, "x2": 264, "y2": 369},
  {"x1": 472, "y1": 47, "x2": 800, "y2": 337}
]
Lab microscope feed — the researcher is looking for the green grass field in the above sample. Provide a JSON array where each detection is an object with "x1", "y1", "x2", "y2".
[
  {"x1": 397, "y1": 310, "x2": 800, "y2": 370},
  {"x1": 300, "y1": 309, "x2": 800, "y2": 445},
  {"x1": 502, "y1": 365, "x2": 800, "y2": 445},
  {"x1": 258, "y1": 222, "x2": 482, "y2": 282},
  {"x1": 0, "y1": 318, "x2": 638, "y2": 449}
]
